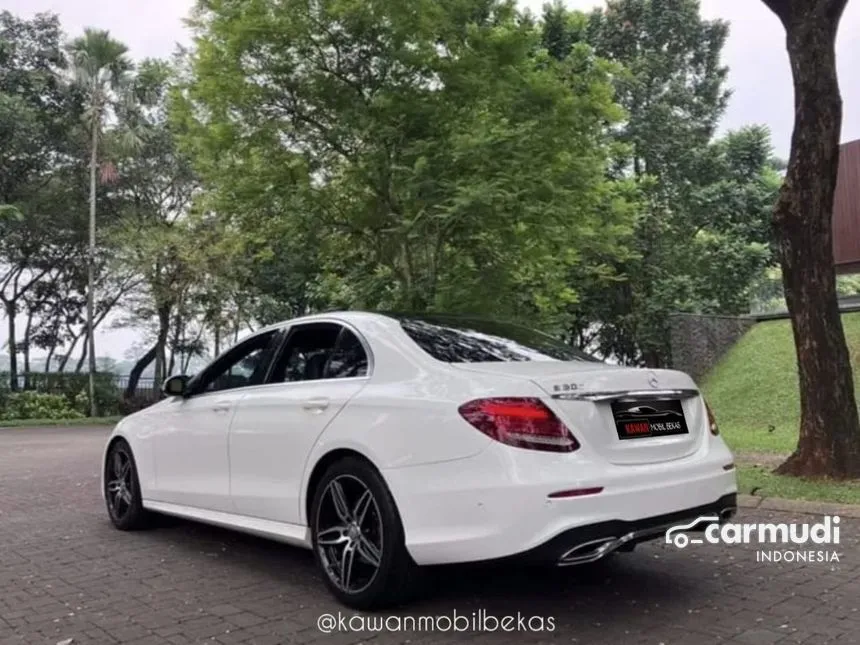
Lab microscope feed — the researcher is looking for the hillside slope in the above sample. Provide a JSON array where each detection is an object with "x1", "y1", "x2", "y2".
[{"x1": 701, "y1": 312, "x2": 860, "y2": 454}]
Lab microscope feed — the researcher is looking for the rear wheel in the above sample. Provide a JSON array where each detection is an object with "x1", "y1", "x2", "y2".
[
  {"x1": 310, "y1": 457, "x2": 417, "y2": 609},
  {"x1": 104, "y1": 439, "x2": 151, "y2": 530}
]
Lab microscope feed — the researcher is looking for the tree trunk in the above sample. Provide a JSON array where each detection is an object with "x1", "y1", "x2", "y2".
[
  {"x1": 87, "y1": 118, "x2": 99, "y2": 417},
  {"x1": 642, "y1": 349, "x2": 663, "y2": 369},
  {"x1": 167, "y1": 313, "x2": 181, "y2": 377},
  {"x1": 124, "y1": 344, "x2": 157, "y2": 398},
  {"x1": 153, "y1": 305, "x2": 170, "y2": 387},
  {"x1": 22, "y1": 311, "x2": 32, "y2": 388},
  {"x1": 214, "y1": 322, "x2": 221, "y2": 357},
  {"x1": 182, "y1": 348, "x2": 194, "y2": 373},
  {"x1": 762, "y1": 0, "x2": 860, "y2": 479},
  {"x1": 45, "y1": 343, "x2": 55, "y2": 373},
  {"x1": 75, "y1": 335, "x2": 87, "y2": 374},
  {"x1": 58, "y1": 331, "x2": 82, "y2": 372},
  {"x1": 4, "y1": 300, "x2": 17, "y2": 391}
]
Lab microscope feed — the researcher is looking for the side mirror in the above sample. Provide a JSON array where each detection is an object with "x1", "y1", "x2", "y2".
[{"x1": 162, "y1": 375, "x2": 189, "y2": 397}]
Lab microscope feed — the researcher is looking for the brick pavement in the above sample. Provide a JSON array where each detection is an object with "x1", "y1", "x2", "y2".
[{"x1": 1, "y1": 427, "x2": 858, "y2": 645}]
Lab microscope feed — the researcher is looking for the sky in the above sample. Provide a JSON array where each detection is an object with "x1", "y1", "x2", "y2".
[{"x1": 2, "y1": 0, "x2": 860, "y2": 361}]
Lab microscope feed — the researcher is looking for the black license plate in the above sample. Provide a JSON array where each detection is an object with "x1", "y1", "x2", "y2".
[{"x1": 611, "y1": 400, "x2": 689, "y2": 440}]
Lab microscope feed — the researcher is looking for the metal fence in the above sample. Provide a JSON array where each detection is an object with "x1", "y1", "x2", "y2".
[
  {"x1": 10, "y1": 374, "x2": 159, "y2": 397},
  {"x1": 111, "y1": 376, "x2": 159, "y2": 398}
]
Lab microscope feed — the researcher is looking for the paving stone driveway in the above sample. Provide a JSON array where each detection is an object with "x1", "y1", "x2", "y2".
[{"x1": 1, "y1": 427, "x2": 858, "y2": 645}]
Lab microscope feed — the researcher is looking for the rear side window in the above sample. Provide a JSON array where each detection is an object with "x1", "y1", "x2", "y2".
[
  {"x1": 398, "y1": 317, "x2": 596, "y2": 364},
  {"x1": 268, "y1": 323, "x2": 369, "y2": 383},
  {"x1": 269, "y1": 323, "x2": 341, "y2": 383},
  {"x1": 325, "y1": 329, "x2": 369, "y2": 378}
]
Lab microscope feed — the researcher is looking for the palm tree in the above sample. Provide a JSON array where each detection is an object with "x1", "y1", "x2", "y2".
[{"x1": 67, "y1": 29, "x2": 134, "y2": 416}]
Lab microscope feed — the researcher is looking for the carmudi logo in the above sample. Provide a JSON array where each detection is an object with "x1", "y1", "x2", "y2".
[{"x1": 665, "y1": 515, "x2": 841, "y2": 563}]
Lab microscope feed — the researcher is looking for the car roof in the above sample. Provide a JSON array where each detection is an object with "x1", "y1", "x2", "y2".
[
  {"x1": 254, "y1": 311, "x2": 399, "y2": 335},
  {"x1": 254, "y1": 311, "x2": 539, "y2": 335}
]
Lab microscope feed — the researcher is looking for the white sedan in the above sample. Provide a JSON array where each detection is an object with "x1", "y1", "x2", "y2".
[{"x1": 102, "y1": 312, "x2": 738, "y2": 608}]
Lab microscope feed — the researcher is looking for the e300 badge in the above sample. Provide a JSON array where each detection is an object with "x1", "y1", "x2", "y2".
[{"x1": 552, "y1": 383, "x2": 584, "y2": 393}]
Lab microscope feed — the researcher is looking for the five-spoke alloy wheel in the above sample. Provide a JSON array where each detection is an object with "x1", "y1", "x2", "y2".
[
  {"x1": 104, "y1": 439, "x2": 150, "y2": 530},
  {"x1": 316, "y1": 475, "x2": 384, "y2": 594},
  {"x1": 311, "y1": 457, "x2": 417, "y2": 609}
]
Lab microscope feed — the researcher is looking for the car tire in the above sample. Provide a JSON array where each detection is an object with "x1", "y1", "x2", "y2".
[
  {"x1": 104, "y1": 438, "x2": 151, "y2": 531},
  {"x1": 310, "y1": 456, "x2": 418, "y2": 609}
]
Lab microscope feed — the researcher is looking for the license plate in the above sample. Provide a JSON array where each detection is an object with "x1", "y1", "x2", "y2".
[{"x1": 611, "y1": 400, "x2": 688, "y2": 440}]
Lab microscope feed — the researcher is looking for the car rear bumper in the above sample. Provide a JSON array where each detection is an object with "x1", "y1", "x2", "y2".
[
  {"x1": 503, "y1": 493, "x2": 737, "y2": 566},
  {"x1": 383, "y1": 436, "x2": 738, "y2": 566}
]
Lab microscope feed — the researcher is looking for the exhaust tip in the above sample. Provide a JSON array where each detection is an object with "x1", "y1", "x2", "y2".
[
  {"x1": 719, "y1": 507, "x2": 737, "y2": 522},
  {"x1": 558, "y1": 536, "x2": 619, "y2": 566}
]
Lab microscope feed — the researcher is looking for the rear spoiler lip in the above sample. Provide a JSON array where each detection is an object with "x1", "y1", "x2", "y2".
[{"x1": 551, "y1": 388, "x2": 700, "y2": 403}]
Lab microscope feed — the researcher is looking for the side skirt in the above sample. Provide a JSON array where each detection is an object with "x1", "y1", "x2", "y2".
[{"x1": 143, "y1": 500, "x2": 312, "y2": 549}]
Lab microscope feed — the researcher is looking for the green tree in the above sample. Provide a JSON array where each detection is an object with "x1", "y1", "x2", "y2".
[
  {"x1": 545, "y1": 0, "x2": 777, "y2": 365},
  {"x1": 180, "y1": 0, "x2": 632, "y2": 327},
  {"x1": 592, "y1": 0, "x2": 730, "y2": 366},
  {"x1": 108, "y1": 59, "x2": 201, "y2": 390},
  {"x1": 67, "y1": 28, "x2": 135, "y2": 414},
  {"x1": 540, "y1": 0, "x2": 587, "y2": 62},
  {"x1": 0, "y1": 12, "x2": 86, "y2": 390},
  {"x1": 113, "y1": 221, "x2": 198, "y2": 387},
  {"x1": 683, "y1": 126, "x2": 781, "y2": 313},
  {"x1": 0, "y1": 12, "x2": 69, "y2": 209},
  {"x1": 587, "y1": 0, "x2": 729, "y2": 187}
]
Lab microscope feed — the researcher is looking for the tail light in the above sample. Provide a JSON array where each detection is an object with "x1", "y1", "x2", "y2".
[
  {"x1": 458, "y1": 397, "x2": 579, "y2": 453},
  {"x1": 705, "y1": 401, "x2": 719, "y2": 436}
]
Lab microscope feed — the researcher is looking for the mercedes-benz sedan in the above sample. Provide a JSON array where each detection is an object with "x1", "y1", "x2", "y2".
[{"x1": 102, "y1": 312, "x2": 737, "y2": 608}]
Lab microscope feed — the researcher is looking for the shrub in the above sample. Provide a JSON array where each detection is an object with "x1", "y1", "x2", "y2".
[
  {"x1": 21, "y1": 372, "x2": 115, "y2": 403},
  {"x1": 0, "y1": 372, "x2": 123, "y2": 416},
  {"x1": 73, "y1": 385, "x2": 122, "y2": 417},
  {"x1": 0, "y1": 391, "x2": 86, "y2": 421}
]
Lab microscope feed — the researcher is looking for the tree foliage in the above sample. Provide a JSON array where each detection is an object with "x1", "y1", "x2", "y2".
[
  {"x1": 0, "y1": 4, "x2": 792, "y2": 423},
  {"x1": 179, "y1": 0, "x2": 634, "y2": 326},
  {"x1": 0, "y1": 12, "x2": 88, "y2": 389},
  {"x1": 541, "y1": 0, "x2": 778, "y2": 365},
  {"x1": 108, "y1": 58, "x2": 202, "y2": 387}
]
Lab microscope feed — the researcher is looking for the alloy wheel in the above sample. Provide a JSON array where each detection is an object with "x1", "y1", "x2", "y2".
[
  {"x1": 106, "y1": 446, "x2": 135, "y2": 521},
  {"x1": 315, "y1": 474, "x2": 384, "y2": 594}
]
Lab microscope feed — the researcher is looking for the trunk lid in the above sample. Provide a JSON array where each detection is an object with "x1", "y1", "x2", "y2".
[{"x1": 453, "y1": 362, "x2": 706, "y2": 465}]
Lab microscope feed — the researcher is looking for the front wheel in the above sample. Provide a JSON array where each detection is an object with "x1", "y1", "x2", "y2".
[
  {"x1": 104, "y1": 439, "x2": 151, "y2": 530},
  {"x1": 310, "y1": 457, "x2": 417, "y2": 609}
]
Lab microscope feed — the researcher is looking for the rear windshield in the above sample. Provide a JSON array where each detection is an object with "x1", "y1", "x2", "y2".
[{"x1": 396, "y1": 315, "x2": 597, "y2": 363}]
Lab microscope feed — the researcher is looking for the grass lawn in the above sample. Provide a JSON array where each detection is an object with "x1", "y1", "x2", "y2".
[
  {"x1": 738, "y1": 465, "x2": 860, "y2": 505},
  {"x1": 701, "y1": 312, "x2": 860, "y2": 504},
  {"x1": 701, "y1": 311, "x2": 860, "y2": 455},
  {"x1": 0, "y1": 416, "x2": 123, "y2": 428}
]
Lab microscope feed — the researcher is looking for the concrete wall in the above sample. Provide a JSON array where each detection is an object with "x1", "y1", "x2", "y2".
[{"x1": 669, "y1": 313, "x2": 756, "y2": 383}]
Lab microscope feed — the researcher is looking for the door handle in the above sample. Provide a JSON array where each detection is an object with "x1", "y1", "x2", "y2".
[
  {"x1": 212, "y1": 403, "x2": 231, "y2": 414},
  {"x1": 302, "y1": 397, "x2": 330, "y2": 412}
]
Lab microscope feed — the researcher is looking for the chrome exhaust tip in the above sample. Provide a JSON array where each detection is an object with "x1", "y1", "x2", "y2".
[
  {"x1": 558, "y1": 533, "x2": 637, "y2": 566},
  {"x1": 558, "y1": 537, "x2": 618, "y2": 566},
  {"x1": 719, "y1": 507, "x2": 737, "y2": 522}
]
